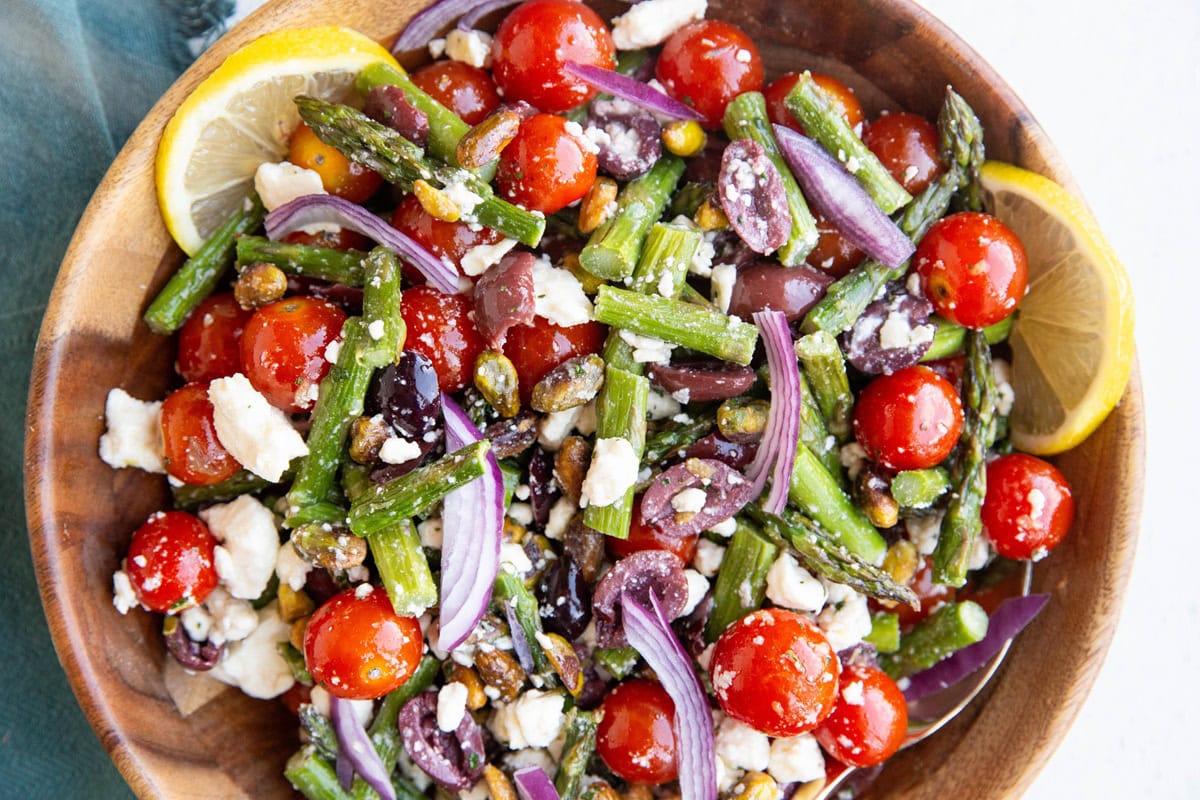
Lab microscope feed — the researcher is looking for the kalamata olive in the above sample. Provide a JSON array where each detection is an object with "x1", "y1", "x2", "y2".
[
  {"x1": 482, "y1": 409, "x2": 539, "y2": 459},
  {"x1": 575, "y1": 646, "x2": 611, "y2": 710},
  {"x1": 163, "y1": 617, "x2": 223, "y2": 671},
  {"x1": 584, "y1": 99, "x2": 662, "y2": 181},
  {"x1": 366, "y1": 351, "x2": 441, "y2": 443},
  {"x1": 592, "y1": 551, "x2": 688, "y2": 648},
  {"x1": 647, "y1": 361, "x2": 757, "y2": 402},
  {"x1": 563, "y1": 517, "x2": 606, "y2": 582},
  {"x1": 304, "y1": 567, "x2": 342, "y2": 605},
  {"x1": 473, "y1": 251, "x2": 535, "y2": 349},
  {"x1": 528, "y1": 447, "x2": 559, "y2": 527},
  {"x1": 678, "y1": 432, "x2": 758, "y2": 470},
  {"x1": 365, "y1": 85, "x2": 430, "y2": 147},
  {"x1": 727, "y1": 259, "x2": 833, "y2": 321},
  {"x1": 672, "y1": 593, "x2": 713, "y2": 659},
  {"x1": 398, "y1": 690, "x2": 486, "y2": 791},
  {"x1": 536, "y1": 553, "x2": 593, "y2": 641},
  {"x1": 286, "y1": 276, "x2": 364, "y2": 314},
  {"x1": 639, "y1": 458, "x2": 757, "y2": 538},
  {"x1": 840, "y1": 291, "x2": 936, "y2": 375},
  {"x1": 718, "y1": 138, "x2": 792, "y2": 254}
]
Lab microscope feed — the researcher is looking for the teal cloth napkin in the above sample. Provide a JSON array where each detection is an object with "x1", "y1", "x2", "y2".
[{"x1": 1, "y1": 2, "x2": 240, "y2": 796}]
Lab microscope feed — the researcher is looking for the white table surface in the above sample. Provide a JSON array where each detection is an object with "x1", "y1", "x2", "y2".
[{"x1": 915, "y1": 1, "x2": 1200, "y2": 796}]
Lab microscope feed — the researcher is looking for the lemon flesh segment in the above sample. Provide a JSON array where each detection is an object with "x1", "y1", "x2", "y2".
[
  {"x1": 155, "y1": 27, "x2": 399, "y2": 256},
  {"x1": 979, "y1": 161, "x2": 1135, "y2": 455}
]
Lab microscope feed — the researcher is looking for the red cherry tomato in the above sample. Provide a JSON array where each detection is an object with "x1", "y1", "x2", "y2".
[
  {"x1": 400, "y1": 286, "x2": 485, "y2": 393},
  {"x1": 607, "y1": 498, "x2": 699, "y2": 563},
  {"x1": 124, "y1": 511, "x2": 219, "y2": 613},
  {"x1": 161, "y1": 382, "x2": 242, "y2": 486},
  {"x1": 304, "y1": 586, "x2": 424, "y2": 699},
  {"x1": 283, "y1": 228, "x2": 375, "y2": 252},
  {"x1": 657, "y1": 21, "x2": 764, "y2": 129},
  {"x1": 862, "y1": 111, "x2": 943, "y2": 195},
  {"x1": 492, "y1": 0, "x2": 615, "y2": 112},
  {"x1": 596, "y1": 679, "x2": 678, "y2": 785},
  {"x1": 411, "y1": 61, "x2": 501, "y2": 125},
  {"x1": 853, "y1": 366, "x2": 964, "y2": 471},
  {"x1": 502, "y1": 317, "x2": 607, "y2": 403},
  {"x1": 711, "y1": 608, "x2": 840, "y2": 736},
  {"x1": 814, "y1": 663, "x2": 908, "y2": 768},
  {"x1": 239, "y1": 296, "x2": 346, "y2": 413},
  {"x1": 390, "y1": 195, "x2": 503, "y2": 284},
  {"x1": 280, "y1": 682, "x2": 314, "y2": 716},
  {"x1": 177, "y1": 293, "x2": 252, "y2": 384},
  {"x1": 496, "y1": 113, "x2": 598, "y2": 214},
  {"x1": 982, "y1": 454, "x2": 1075, "y2": 560},
  {"x1": 764, "y1": 72, "x2": 864, "y2": 135},
  {"x1": 891, "y1": 556, "x2": 956, "y2": 628},
  {"x1": 805, "y1": 209, "x2": 866, "y2": 278},
  {"x1": 914, "y1": 212, "x2": 1028, "y2": 329},
  {"x1": 287, "y1": 122, "x2": 383, "y2": 203}
]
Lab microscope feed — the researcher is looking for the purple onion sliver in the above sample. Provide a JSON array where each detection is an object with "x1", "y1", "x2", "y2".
[
  {"x1": 773, "y1": 124, "x2": 915, "y2": 268},
  {"x1": 622, "y1": 593, "x2": 717, "y2": 800},
  {"x1": 503, "y1": 600, "x2": 537, "y2": 673},
  {"x1": 458, "y1": 0, "x2": 521, "y2": 30},
  {"x1": 903, "y1": 594, "x2": 1051, "y2": 702},
  {"x1": 265, "y1": 195, "x2": 458, "y2": 293},
  {"x1": 392, "y1": 0, "x2": 479, "y2": 52},
  {"x1": 331, "y1": 696, "x2": 397, "y2": 800},
  {"x1": 513, "y1": 766, "x2": 562, "y2": 800},
  {"x1": 745, "y1": 311, "x2": 801, "y2": 513},
  {"x1": 563, "y1": 61, "x2": 705, "y2": 122},
  {"x1": 437, "y1": 395, "x2": 503, "y2": 651},
  {"x1": 335, "y1": 751, "x2": 353, "y2": 792}
]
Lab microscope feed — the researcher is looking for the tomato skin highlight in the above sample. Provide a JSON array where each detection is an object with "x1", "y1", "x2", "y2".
[
  {"x1": 496, "y1": 113, "x2": 598, "y2": 214},
  {"x1": 287, "y1": 122, "x2": 383, "y2": 203},
  {"x1": 853, "y1": 366, "x2": 964, "y2": 471},
  {"x1": 764, "y1": 72, "x2": 864, "y2": 135},
  {"x1": 657, "y1": 20, "x2": 764, "y2": 129},
  {"x1": 596, "y1": 679, "x2": 679, "y2": 785},
  {"x1": 814, "y1": 663, "x2": 908, "y2": 768},
  {"x1": 410, "y1": 60, "x2": 501, "y2": 125},
  {"x1": 124, "y1": 511, "x2": 219, "y2": 614},
  {"x1": 502, "y1": 317, "x2": 606, "y2": 404},
  {"x1": 177, "y1": 293, "x2": 252, "y2": 384},
  {"x1": 491, "y1": 0, "x2": 616, "y2": 112},
  {"x1": 400, "y1": 286, "x2": 485, "y2": 394},
  {"x1": 914, "y1": 211, "x2": 1028, "y2": 330},
  {"x1": 390, "y1": 194, "x2": 503, "y2": 283},
  {"x1": 239, "y1": 296, "x2": 346, "y2": 413},
  {"x1": 862, "y1": 111, "x2": 943, "y2": 195},
  {"x1": 303, "y1": 586, "x2": 424, "y2": 700},
  {"x1": 982, "y1": 453, "x2": 1075, "y2": 560},
  {"x1": 710, "y1": 608, "x2": 840, "y2": 736},
  {"x1": 161, "y1": 382, "x2": 242, "y2": 486},
  {"x1": 607, "y1": 498, "x2": 699, "y2": 563}
]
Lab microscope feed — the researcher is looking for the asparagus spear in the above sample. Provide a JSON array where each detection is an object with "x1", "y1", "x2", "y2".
[
  {"x1": 788, "y1": 442, "x2": 886, "y2": 564},
  {"x1": 669, "y1": 181, "x2": 715, "y2": 219},
  {"x1": 295, "y1": 97, "x2": 544, "y2": 247},
  {"x1": 922, "y1": 314, "x2": 1013, "y2": 362},
  {"x1": 592, "y1": 647, "x2": 640, "y2": 679},
  {"x1": 865, "y1": 611, "x2": 901, "y2": 654},
  {"x1": 642, "y1": 410, "x2": 717, "y2": 465},
  {"x1": 236, "y1": 235, "x2": 366, "y2": 286},
  {"x1": 554, "y1": 709, "x2": 598, "y2": 800},
  {"x1": 171, "y1": 469, "x2": 286, "y2": 509},
  {"x1": 144, "y1": 197, "x2": 264, "y2": 334},
  {"x1": 285, "y1": 502, "x2": 349, "y2": 528},
  {"x1": 493, "y1": 571, "x2": 551, "y2": 674},
  {"x1": 783, "y1": 73, "x2": 912, "y2": 214},
  {"x1": 370, "y1": 519, "x2": 438, "y2": 617},
  {"x1": 723, "y1": 91, "x2": 819, "y2": 263},
  {"x1": 795, "y1": 331, "x2": 854, "y2": 442},
  {"x1": 593, "y1": 285, "x2": 760, "y2": 365},
  {"x1": 705, "y1": 519, "x2": 779, "y2": 642},
  {"x1": 583, "y1": 366, "x2": 650, "y2": 539},
  {"x1": 286, "y1": 747, "x2": 354, "y2": 800},
  {"x1": 939, "y1": 86, "x2": 987, "y2": 212},
  {"x1": 628, "y1": 222, "x2": 701, "y2": 297},
  {"x1": 358, "y1": 247, "x2": 405, "y2": 367},
  {"x1": 797, "y1": 371, "x2": 845, "y2": 485},
  {"x1": 932, "y1": 331, "x2": 997, "y2": 586},
  {"x1": 891, "y1": 467, "x2": 952, "y2": 509},
  {"x1": 879, "y1": 601, "x2": 989, "y2": 679},
  {"x1": 579, "y1": 155, "x2": 685, "y2": 281}
]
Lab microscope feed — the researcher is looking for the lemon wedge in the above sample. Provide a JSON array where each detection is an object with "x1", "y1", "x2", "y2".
[
  {"x1": 979, "y1": 161, "x2": 1135, "y2": 455},
  {"x1": 156, "y1": 26, "x2": 398, "y2": 255}
]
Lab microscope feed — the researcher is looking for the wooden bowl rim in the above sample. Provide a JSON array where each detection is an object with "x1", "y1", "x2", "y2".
[{"x1": 23, "y1": 0, "x2": 1145, "y2": 797}]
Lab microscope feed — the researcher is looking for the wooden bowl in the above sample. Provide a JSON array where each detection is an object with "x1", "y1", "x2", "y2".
[{"x1": 24, "y1": 0, "x2": 1145, "y2": 797}]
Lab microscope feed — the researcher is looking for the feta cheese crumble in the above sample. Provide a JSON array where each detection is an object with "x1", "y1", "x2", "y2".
[
  {"x1": 611, "y1": 0, "x2": 707, "y2": 50},
  {"x1": 379, "y1": 436, "x2": 422, "y2": 465},
  {"x1": 437, "y1": 681, "x2": 470, "y2": 731},
  {"x1": 681, "y1": 568, "x2": 710, "y2": 616},
  {"x1": 617, "y1": 329, "x2": 675, "y2": 363},
  {"x1": 765, "y1": 553, "x2": 827, "y2": 612},
  {"x1": 710, "y1": 262, "x2": 737, "y2": 313},
  {"x1": 580, "y1": 437, "x2": 640, "y2": 507},
  {"x1": 692, "y1": 538, "x2": 726, "y2": 577},
  {"x1": 489, "y1": 689, "x2": 566, "y2": 749},
  {"x1": 461, "y1": 238, "x2": 518, "y2": 277},
  {"x1": 533, "y1": 259, "x2": 593, "y2": 328},
  {"x1": 210, "y1": 602, "x2": 295, "y2": 699},
  {"x1": 275, "y1": 540, "x2": 311, "y2": 592},
  {"x1": 715, "y1": 715, "x2": 770, "y2": 771},
  {"x1": 112, "y1": 569, "x2": 139, "y2": 614},
  {"x1": 671, "y1": 487, "x2": 708, "y2": 514},
  {"x1": 767, "y1": 733, "x2": 825, "y2": 784},
  {"x1": 253, "y1": 162, "x2": 326, "y2": 213},
  {"x1": 817, "y1": 582, "x2": 873, "y2": 652},
  {"x1": 199, "y1": 495, "x2": 279, "y2": 600},
  {"x1": 208, "y1": 373, "x2": 309, "y2": 482},
  {"x1": 444, "y1": 28, "x2": 493, "y2": 68},
  {"x1": 98, "y1": 389, "x2": 165, "y2": 473}
]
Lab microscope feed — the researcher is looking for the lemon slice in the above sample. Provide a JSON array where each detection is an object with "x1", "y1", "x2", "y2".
[
  {"x1": 979, "y1": 161, "x2": 1135, "y2": 455},
  {"x1": 156, "y1": 26, "x2": 399, "y2": 255}
]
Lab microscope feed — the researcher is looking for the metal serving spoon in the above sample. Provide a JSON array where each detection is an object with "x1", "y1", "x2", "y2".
[{"x1": 805, "y1": 561, "x2": 1034, "y2": 800}]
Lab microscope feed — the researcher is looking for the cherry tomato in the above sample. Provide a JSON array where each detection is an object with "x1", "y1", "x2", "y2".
[
  {"x1": 710, "y1": 608, "x2": 840, "y2": 736},
  {"x1": 891, "y1": 556, "x2": 956, "y2": 628},
  {"x1": 411, "y1": 60, "x2": 501, "y2": 125},
  {"x1": 124, "y1": 511, "x2": 219, "y2": 613},
  {"x1": 982, "y1": 453, "x2": 1075, "y2": 560},
  {"x1": 492, "y1": 0, "x2": 615, "y2": 112},
  {"x1": 607, "y1": 498, "x2": 699, "y2": 563},
  {"x1": 161, "y1": 382, "x2": 242, "y2": 486},
  {"x1": 862, "y1": 111, "x2": 943, "y2": 195},
  {"x1": 239, "y1": 296, "x2": 345, "y2": 413},
  {"x1": 853, "y1": 366, "x2": 963, "y2": 471},
  {"x1": 401, "y1": 286, "x2": 485, "y2": 393},
  {"x1": 503, "y1": 316, "x2": 606, "y2": 403},
  {"x1": 914, "y1": 212, "x2": 1028, "y2": 330},
  {"x1": 764, "y1": 72, "x2": 864, "y2": 135},
  {"x1": 657, "y1": 21, "x2": 763, "y2": 129},
  {"x1": 805, "y1": 209, "x2": 866, "y2": 278},
  {"x1": 596, "y1": 679, "x2": 678, "y2": 785},
  {"x1": 280, "y1": 682, "x2": 313, "y2": 716},
  {"x1": 304, "y1": 586, "x2": 424, "y2": 700},
  {"x1": 287, "y1": 122, "x2": 383, "y2": 203},
  {"x1": 177, "y1": 293, "x2": 252, "y2": 384},
  {"x1": 283, "y1": 228, "x2": 374, "y2": 252},
  {"x1": 496, "y1": 113, "x2": 598, "y2": 214},
  {"x1": 814, "y1": 663, "x2": 908, "y2": 768},
  {"x1": 390, "y1": 194, "x2": 503, "y2": 283}
]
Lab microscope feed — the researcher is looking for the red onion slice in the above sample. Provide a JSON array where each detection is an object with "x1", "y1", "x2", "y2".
[
  {"x1": 266, "y1": 195, "x2": 458, "y2": 294},
  {"x1": 903, "y1": 594, "x2": 1050, "y2": 702},
  {"x1": 458, "y1": 0, "x2": 521, "y2": 30},
  {"x1": 744, "y1": 310, "x2": 801, "y2": 513},
  {"x1": 331, "y1": 696, "x2": 397, "y2": 800},
  {"x1": 437, "y1": 395, "x2": 504, "y2": 652},
  {"x1": 392, "y1": 0, "x2": 481, "y2": 52},
  {"x1": 514, "y1": 766, "x2": 562, "y2": 800},
  {"x1": 564, "y1": 61, "x2": 705, "y2": 122},
  {"x1": 622, "y1": 593, "x2": 717, "y2": 800},
  {"x1": 773, "y1": 124, "x2": 916, "y2": 269}
]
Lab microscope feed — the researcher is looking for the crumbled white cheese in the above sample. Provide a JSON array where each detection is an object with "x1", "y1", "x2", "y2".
[
  {"x1": 968, "y1": 532, "x2": 991, "y2": 570},
  {"x1": 502, "y1": 748, "x2": 557, "y2": 775},
  {"x1": 459, "y1": 782, "x2": 490, "y2": 800},
  {"x1": 707, "y1": 517, "x2": 737, "y2": 538},
  {"x1": 993, "y1": 357, "x2": 1015, "y2": 416},
  {"x1": 842, "y1": 680, "x2": 865, "y2": 706},
  {"x1": 878, "y1": 310, "x2": 935, "y2": 351},
  {"x1": 379, "y1": 436, "x2": 422, "y2": 465},
  {"x1": 906, "y1": 271, "x2": 923, "y2": 297},
  {"x1": 681, "y1": 568, "x2": 709, "y2": 616},
  {"x1": 715, "y1": 716, "x2": 770, "y2": 771},
  {"x1": 253, "y1": 161, "x2": 327, "y2": 213},
  {"x1": 203, "y1": 587, "x2": 259, "y2": 646},
  {"x1": 508, "y1": 502, "x2": 534, "y2": 526},
  {"x1": 98, "y1": 389, "x2": 165, "y2": 473},
  {"x1": 293, "y1": 381, "x2": 319, "y2": 409},
  {"x1": 693, "y1": 538, "x2": 726, "y2": 577},
  {"x1": 533, "y1": 259, "x2": 593, "y2": 328},
  {"x1": 711, "y1": 262, "x2": 737, "y2": 314},
  {"x1": 437, "y1": 681, "x2": 470, "y2": 732},
  {"x1": 538, "y1": 405, "x2": 583, "y2": 451},
  {"x1": 427, "y1": 38, "x2": 446, "y2": 59},
  {"x1": 544, "y1": 496, "x2": 577, "y2": 540},
  {"x1": 691, "y1": 235, "x2": 717, "y2": 276},
  {"x1": 489, "y1": 689, "x2": 566, "y2": 749},
  {"x1": 611, "y1": 0, "x2": 706, "y2": 49},
  {"x1": 112, "y1": 569, "x2": 139, "y2": 614},
  {"x1": 275, "y1": 541, "x2": 311, "y2": 592},
  {"x1": 500, "y1": 542, "x2": 534, "y2": 576},
  {"x1": 671, "y1": 487, "x2": 708, "y2": 514},
  {"x1": 180, "y1": 604, "x2": 212, "y2": 642},
  {"x1": 575, "y1": 400, "x2": 597, "y2": 436},
  {"x1": 765, "y1": 553, "x2": 827, "y2": 612},
  {"x1": 715, "y1": 756, "x2": 742, "y2": 793},
  {"x1": 324, "y1": 338, "x2": 342, "y2": 363},
  {"x1": 209, "y1": 374, "x2": 309, "y2": 483},
  {"x1": 580, "y1": 437, "x2": 640, "y2": 508},
  {"x1": 617, "y1": 329, "x2": 675, "y2": 363},
  {"x1": 367, "y1": 319, "x2": 386, "y2": 341},
  {"x1": 839, "y1": 441, "x2": 868, "y2": 481},
  {"x1": 907, "y1": 511, "x2": 945, "y2": 556},
  {"x1": 210, "y1": 602, "x2": 295, "y2": 699},
  {"x1": 444, "y1": 28, "x2": 493, "y2": 68},
  {"x1": 817, "y1": 582, "x2": 873, "y2": 652},
  {"x1": 200, "y1": 495, "x2": 279, "y2": 601},
  {"x1": 442, "y1": 176, "x2": 484, "y2": 217},
  {"x1": 418, "y1": 518, "x2": 444, "y2": 549},
  {"x1": 309, "y1": 685, "x2": 374, "y2": 727},
  {"x1": 647, "y1": 388, "x2": 683, "y2": 420},
  {"x1": 461, "y1": 237, "x2": 518, "y2": 277},
  {"x1": 767, "y1": 733, "x2": 825, "y2": 784}
]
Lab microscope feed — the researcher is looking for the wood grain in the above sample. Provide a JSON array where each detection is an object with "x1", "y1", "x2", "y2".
[{"x1": 23, "y1": 0, "x2": 1145, "y2": 798}]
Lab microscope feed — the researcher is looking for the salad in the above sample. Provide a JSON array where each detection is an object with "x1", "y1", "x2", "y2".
[{"x1": 95, "y1": 1, "x2": 1124, "y2": 798}]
